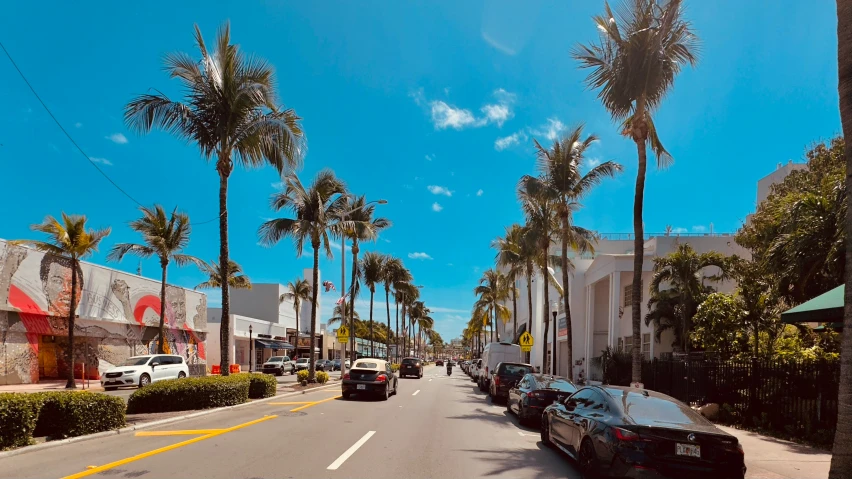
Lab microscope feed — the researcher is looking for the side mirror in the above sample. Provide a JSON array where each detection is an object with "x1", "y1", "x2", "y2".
[{"x1": 151, "y1": 362, "x2": 160, "y2": 368}]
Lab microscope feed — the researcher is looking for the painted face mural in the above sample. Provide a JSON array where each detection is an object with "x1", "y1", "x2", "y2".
[{"x1": 39, "y1": 255, "x2": 82, "y2": 320}]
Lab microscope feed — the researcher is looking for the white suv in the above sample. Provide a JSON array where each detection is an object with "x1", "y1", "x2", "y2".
[{"x1": 101, "y1": 354, "x2": 189, "y2": 390}]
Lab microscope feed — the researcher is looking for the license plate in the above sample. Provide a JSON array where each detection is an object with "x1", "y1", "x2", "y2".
[
  {"x1": 676, "y1": 443, "x2": 701, "y2": 458},
  {"x1": 357, "y1": 384, "x2": 366, "y2": 390}
]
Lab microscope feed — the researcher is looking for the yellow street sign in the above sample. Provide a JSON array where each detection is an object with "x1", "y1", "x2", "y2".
[
  {"x1": 519, "y1": 331, "x2": 534, "y2": 347},
  {"x1": 336, "y1": 326, "x2": 349, "y2": 342}
]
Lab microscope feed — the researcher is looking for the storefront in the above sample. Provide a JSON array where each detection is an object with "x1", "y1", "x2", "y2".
[
  {"x1": 253, "y1": 335, "x2": 293, "y2": 367},
  {"x1": 287, "y1": 329, "x2": 324, "y2": 359}
]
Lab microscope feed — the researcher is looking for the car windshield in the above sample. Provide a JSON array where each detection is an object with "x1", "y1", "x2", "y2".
[
  {"x1": 616, "y1": 391, "x2": 711, "y2": 426},
  {"x1": 296, "y1": 358, "x2": 308, "y2": 364},
  {"x1": 538, "y1": 379, "x2": 576, "y2": 392},
  {"x1": 267, "y1": 357, "x2": 283, "y2": 362},
  {"x1": 402, "y1": 359, "x2": 418, "y2": 365},
  {"x1": 498, "y1": 364, "x2": 532, "y2": 376},
  {"x1": 122, "y1": 357, "x2": 151, "y2": 366}
]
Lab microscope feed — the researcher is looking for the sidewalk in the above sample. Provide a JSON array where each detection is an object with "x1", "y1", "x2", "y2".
[
  {"x1": 719, "y1": 426, "x2": 831, "y2": 479},
  {"x1": 0, "y1": 379, "x2": 104, "y2": 392}
]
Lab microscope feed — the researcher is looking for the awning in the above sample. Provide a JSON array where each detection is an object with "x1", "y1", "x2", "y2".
[
  {"x1": 255, "y1": 339, "x2": 294, "y2": 350},
  {"x1": 781, "y1": 285, "x2": 844, "y2": 325}
]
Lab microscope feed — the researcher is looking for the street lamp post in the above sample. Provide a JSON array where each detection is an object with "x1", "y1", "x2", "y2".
[
  {"x1": 249, "y1": 325, "x2": 253, "y2": 373},
  {"x1": 550, "y1": 301, "x2": 559, "y2": 376}
]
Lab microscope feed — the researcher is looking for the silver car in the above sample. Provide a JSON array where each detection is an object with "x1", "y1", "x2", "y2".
[{"x1": 261, "y1": 356, "x2": 295, "y2": 376}]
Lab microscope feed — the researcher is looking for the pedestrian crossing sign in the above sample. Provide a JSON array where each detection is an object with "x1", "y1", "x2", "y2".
[
  {"x1": 336, "y1": 325, "x2": 349, "y2": 343},
  {"x1": 519, "y1": 331, "x2": 534, "y2": 352}
]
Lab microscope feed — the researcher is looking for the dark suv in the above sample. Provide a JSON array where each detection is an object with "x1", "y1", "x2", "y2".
[
  {"x1": 400, "y1": 357, "x2": 423, "y2": 379},
  {"x1": 489, "y1": 362, "x2": 533, "y2": 403}
]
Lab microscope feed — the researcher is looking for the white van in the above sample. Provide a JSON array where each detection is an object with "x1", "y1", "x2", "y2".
[{"x1": 478, "y1": 342, "x2": 522, "y2": 392}]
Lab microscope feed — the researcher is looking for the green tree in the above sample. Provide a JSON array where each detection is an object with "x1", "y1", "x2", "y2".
[
  {"x1": 280, "y1": 277, "x2": 312, "y2": 346},
  {"x1": 474, "y1": 269, "x2": 511, "y2": 343},
  {"x1": 360, "y1": 251, "x2": 386, "y2": 357},
  {"x1": 691, "y1": 292, "x2": 747, "y2": 359},
  {"x1": 12, "y1": 213, "x2": 111, "y2": 389},
  {"x1": 193, "y1": 260, "x2": 252, "y2": 291},
  {"x1": 108, "y1": 205, "x2": 203, "y2": 354},
  {"x1": 126, "y1": 23, "x2": 305, "y2": 376},
  {"x1": 493, "y1": 224, "x2": 525, "y2": 340},
  {"x1": 574, "y1": 0, "x2": 699, "y2": 384},
  {"x1": 259, "y1": 170, "x2": 346, "y2": 381},
  {"x1": 384, "y1": 257, "x2": 411, "y2": 362}
]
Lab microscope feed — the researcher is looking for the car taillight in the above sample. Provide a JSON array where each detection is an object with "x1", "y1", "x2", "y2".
[
  {"x1": 485, "y1": 366, "x2": 489, "y2": 374},
  {"x1": 415, "y1": 362, "x2": 420, "y2": 367},
  {"x1": 527, "y1": 391, "x2": 541, "y2": 398},
  {"x1": 613, "y1": 427, "x2": 640, "y2": 441},
  {"x1": 376, "y1": 374, "x2": 387, "y2": 382},
  {"x1": 494, "y1": 376, "x2": 500, "y2": 387},
  {"x1": 343, "y1": 373, "x2": 350, "y2": 380}
]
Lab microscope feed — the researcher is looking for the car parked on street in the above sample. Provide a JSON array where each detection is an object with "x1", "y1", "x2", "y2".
[
  {"x1": 479, "y1": 342, "x2": 522, "y2": 393},
  {"x1": 101, "y1": 354, "x2": 189, "y2": 390},
  {"x1": 507, "y1": 374, "x2": 576, "y2": 426},
  {"x1": 488, "y1": 362, "x2": 533, "y2": 403},
  {"x1": 342, "y1": 358, "x2": 398, "y2": 400},
  {"x1": 436, "y1": 359, "x2": 444, "y2": 366},
  {"x1": 293, "y1": 357, "x2": 310, "y2": 372},
  {"x1": 399, "y1": 357, "x2": 423, "y2": 378},
  {"x1": 332, "y1": 359, "x2": 341, "y2": 371},
  {"x1": 261, "y1": 356, "x2": 294, "y2": 376},
  {"x1": 469, "y1": 359, "x2": 482, "y2": 381},
  {"x1": 541, "y1": 385, "x2": 746, "y2": 479},
  {"x1": 316, "y1": 359, "x2": 333, "y2": 371}
]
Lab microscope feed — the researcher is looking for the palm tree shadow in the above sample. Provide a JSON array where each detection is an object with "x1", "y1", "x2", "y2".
[{"x1": 460, "y1": 445, "x2": 582, "y2": 478}]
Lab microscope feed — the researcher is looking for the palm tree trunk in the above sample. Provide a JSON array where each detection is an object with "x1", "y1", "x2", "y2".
[
  {"x1": 349, "y1": 242, "x2": 358, "y2": 361},
  {"x1": 218, "y1": 167, "x2": 232, "y2": 377},
  {"x1": 542, "y1": 265, "x2": 551, "y2": 373},
  {"x1": 395, "y1": 298, "x2": 400, "y2": 362},
  {"x1": 369, "y1": 288, "x2": 375, "y2": 357},
  {"x1": 630, "y1": 103, "x2": 648, "y2": 386},
  {"x1": 308, "y1": 242, "x2": 321, "y2": 381},
  {"x1": 561, "y1": 218, "x2": 574, "y2": 381},
  {"x1": 65, "y1": 259, "x2": 78, "y2": 389},
  {"x1": 526, "y1": 266, "x2": 534, "y2": 363},
  {"x1": 294, "y1": 305, "x2": 300, "y2": 353},
  {"x1": 158, "y1": 261, "x2": 168, "y2": 354},
  {"x1": 831, "y1": 2, "x2": 852, "y2": 475},
  {"x1": 386, "y1": 288, "x2": 392, "y2": 361},
  {"x1": 512, "y1": 275, "x2": 518, "y2": 341}
]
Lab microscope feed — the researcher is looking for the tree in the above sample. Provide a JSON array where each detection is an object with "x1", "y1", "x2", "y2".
[
  {"x1": 383, "y1": 256, "x2": 410, "y2": 361},
  {"x1": 493, "y1": 224, "x2": 524, "y2": 340},
  {"x1": 258, "y1": 170, "x2": 346, "y2": 381},
  {"x1": 328, "y1": 298, "x2": 359, "y2": 325},
  {"x1": 647, "y1": 243, "x2": 731, "y2": 352},
  {"x1": 396, "y1": 282, "x2": 419, "y2": 357},
  {"x1": 360, "y1": 251, "x2": 385, "y2": 357},
  {"x1": 126, "y1": 23, "x2": 305, "y2": 376},
  {"x1": 574, "y1": 0, "x2": 699, "y2": 385},
  {"x1": 474, "y1": 269, "x2": 511, "y2": 343},
  {"x1": 193, "y1": 260, "x2": 252, "y2": 291},
  {"x1": 691, "y1": 292, "x2": 747, "y2": 359},
  {"x1": 108, "y1": 205, "x2": 203, "y2": 354},
  {"x1": 11, "y1": 213, "x2": 110, "y2": 389},
  {"x1": 280, "y1": 278, "x2": 312, "y2": 348},
  {"x1": 533, "y1": 125, "x2": 622, "y2": 380}
]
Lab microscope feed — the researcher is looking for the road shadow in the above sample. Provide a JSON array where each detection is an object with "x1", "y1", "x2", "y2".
[{"x1": 460, "y1": 445, "x2": 582, "y2": 478}]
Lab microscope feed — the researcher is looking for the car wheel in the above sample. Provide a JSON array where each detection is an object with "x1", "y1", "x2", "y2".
[
  {"x1": 578, "y1": 438, "x2": 600, "y2": 478},
  {"x1": 105, "y1": 387, "x2": 117, "y2": 391},
  {"x1": 342, "y1": 391, "x2": 351, "y2": 400},
  {"x1": 393, "y1": 379, "x2": 398, "y2": 395},
  {"x1": 139, "y1": 373, "x2": 151, "y2": 388},
  {"x1": 541, "y1": 415, "x2": 553, "y2": 447},
  {"x1": 518, "y1": 405, "x2": 531, "y2": 427},
  {"x1": 382, "y1": 385, "x2": 389, "y2": 401},
  {"x1": 178, "y1": 371, "x2": 187, "y2": 379}
]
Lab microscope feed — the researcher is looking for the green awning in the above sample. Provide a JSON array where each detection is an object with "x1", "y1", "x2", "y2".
[{"x1": 781, "y1": 285, "x2": 844, "y2": 324}]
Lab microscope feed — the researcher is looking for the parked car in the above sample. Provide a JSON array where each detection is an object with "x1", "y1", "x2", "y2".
[
  {"x1": 293, "y1": 358, "x2": 310, "y2": 371},
  {"x1": 488, "y1": 362, "x2": 533, "y2": 403},
  {"x1": 316, "y1": 359, "x2": 333, "y2": 371},
  {"x1": 399, "y1": 357, "x2": 424, "y2": 378},
  {"x1": 261, "y1": 356, "x2": 294, "y2": 376},
  {"x1": 101, "y1": 354, "x2": 189, "y2": 390},
  {"x1": 541, "y1": 385, "x2": 746, "y2": 479},
  {"x1": 469, "y1": 359, "x2": 482, "y2": 381},
  {"x1": 436, "y1": 359, "x2": 444, "y2": 366},
  {"x1": 479, "y1": 342, "x2": 522, "y2": 392},
  {"x1": 332, "y1": 359, "x2": 342, "y2": 371},
  {"x1": 342, "y1": 359, "x2": 398, "y2": 400},
  {"x1": 507, "y1": 374, "x2": 576, "y2": 426}
]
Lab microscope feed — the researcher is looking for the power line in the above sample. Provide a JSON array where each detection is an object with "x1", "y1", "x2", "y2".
[{"x1": 0, "y1": 40, "x2": 221, "y2": 227}]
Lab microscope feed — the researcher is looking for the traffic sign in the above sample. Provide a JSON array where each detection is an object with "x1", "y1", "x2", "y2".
[
  {"x1": 519, "y1": 331, "x2": 534, "y2": 352},
  {"x1": 336, "y1": 325, "x2": 349, "y2": 343}
]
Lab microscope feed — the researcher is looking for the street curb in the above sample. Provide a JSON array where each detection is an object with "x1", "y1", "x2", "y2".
[{"x1": 0, "y1": 382, "x2": 342, "y2": 460}]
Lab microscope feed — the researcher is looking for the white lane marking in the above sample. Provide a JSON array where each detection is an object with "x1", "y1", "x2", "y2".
[
  {"x1": 429, "y1": 378, "x2": 433, "y2": 382},
  {"x1": 412, "y1": 390, "x2": 421, "y2": 396},
  {"x1": 327, "y1": 431, "x2": 376, "y2": 471},
  {"x1": 517, "y1": 431, "x2": 524, "y2": 436}
]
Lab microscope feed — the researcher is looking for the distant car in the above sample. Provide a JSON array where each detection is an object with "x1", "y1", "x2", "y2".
[
  {"x1": 399, "y1": 357, "x2": 423, "y2": 378},
  {"x1": 507, "y1": 373, "x2": 576, "y2": 426},
  {"x1": 293, "y1": 358, "x2": 309, "y2": 371},
  {"x1": 316, "y1": 359, "x2": 333, "y2": 371},
  {"x1": 436, "y1": 359, "x2": 444, "y2": 366},
  {"x1": 101, "y1": 354, "x2": 189, "y2": 390},
  {"x1": 342, "y1": 358, "x2": 398, "y2": 400},
  {"x1": 542, "y1": 385, "x2": 746, "y2": 479},
  {"x1": 261, "y1": 356, "x2": 295, "y2": 376},
  {"x1": 488, "y1": 362, "x2": 533, "y2": 403},
  {"x1": 332, "y1": 359, "x2": 342, "y2": 371}
]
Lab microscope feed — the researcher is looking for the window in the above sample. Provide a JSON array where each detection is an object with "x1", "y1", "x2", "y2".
[
  {"x1": 624, "y1": 336, "x2": 633, "y2": 352},
  {"x1": 642, "y1": 333, "x2": 651, "y2": 360},
  {"x1": 623, "y1": 282, "x2": 644, "y2": 306},
  {"x1": 568, "y1": 388, "x2": 596, "y2": 408}
]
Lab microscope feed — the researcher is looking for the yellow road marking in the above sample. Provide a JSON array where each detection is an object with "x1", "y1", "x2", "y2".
[
  {"x1": 290, "y1": 395, "x2": 341, "y2": 412},
  {"x1": 134, "y1": 429, "x2": 225, "y2": 436},
  {"x1": 268, "y1": 401, "x2": 312, "y2": 405},
  {"x1": 61, "y1": 415, "x2": 277, "y2": 479}
]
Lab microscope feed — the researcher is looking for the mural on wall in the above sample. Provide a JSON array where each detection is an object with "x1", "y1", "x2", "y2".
[{"x1": 0, "y1": 240, "x2": 208, "y2": 384}]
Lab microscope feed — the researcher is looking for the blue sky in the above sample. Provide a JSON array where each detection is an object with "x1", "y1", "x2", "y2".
[{"x1": 0, "y1": 1, "x2": 840, "y2": 341}]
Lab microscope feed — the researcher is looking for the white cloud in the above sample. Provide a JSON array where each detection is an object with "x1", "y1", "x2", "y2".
[
  {"x1": 425, "y1": 154, "x2": 434, "y2": 161},
  {"x1": 476, "y1": 189, "x2": 484, "y2": 196},
  {"x1": 106, "y1": 133, "x2": 128, "y2": 144},
  {"x1": 429, "y1": 306, "x2": 469, "y2": 313},
  {"x1": 74, "y1": 122, "x2": 82, "y2": 128},
  {"x1": 531, "y1": 118, "x2": 566, "y2": 141},
  {"x1": 91, "y1": 157, "x2": 113, "y2": 166},
  {"x1": 481, "y1": 104, "x2": 511, "y2": 127},
  {"x1": 271, "y1": 181, "x2": 284, "y2": 189},
  {"x1": 430, "y1": 101, "x2": 478, "y2": 130},
  {"x1": 408, "y1": 252, "x2": 433, "y2": 260},
  {"x1": 431, "y1": 202, "x2": 443, "y2": 212},
  {"x1": 672, "y1": 227, "x2": 688, "y2": 234},
  {"x1": 494, "y1": 131, "x2": 527, "y2": 151},
  {"x1": 692, "y1": 225, "x2": 707, "y2": 233},
  {"x1": 587, "y1": 157, "x2": 602, "y2": 167},
  {"x1": 329, "y1": 240, "x2": 351, "y2": 252},
  {"x1": 419, "y1": 89, "x2": 515, "y2": 130},
  {"x1": 427, "y1": 185, "x2": 453, "y2": 197}
]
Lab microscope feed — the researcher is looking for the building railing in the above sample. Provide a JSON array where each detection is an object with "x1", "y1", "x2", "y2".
[{"x1": 596, "y1": 232, "x2": 734, "y2": 241}]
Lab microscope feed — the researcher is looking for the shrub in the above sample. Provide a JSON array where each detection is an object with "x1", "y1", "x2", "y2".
[
  {"x1": 390, "y1": 363, "x2": 400, "y2": 372},
  {"x1": 296, "y1": 370, "x2": 309, "y2": 383},
  {"x1": 315, "y1": 371, "x2": 329, "y2": 384},
  {"x1": 0, "y1": 393, "x2": 41, "y2": 450},
  {"x1": 127, "y1": 375, "x2": 250, "y2": 414},
  {"x1": 34, "y1": 392, "x2": 125, "y2": 439},
  {"x1": 247, "y1": 373, "x2": 277, "y2": 399}
]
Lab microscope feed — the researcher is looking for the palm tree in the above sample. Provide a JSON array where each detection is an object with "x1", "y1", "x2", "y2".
[
  {"x1": 574, "y1": 0, "x2": 699, "y2": 385},
  {"x1": 474, "y1": 269, "x2": 511, "y2": 343},
  {"x1": 493, "y1": 225, "x2": 525, "y2": 340},
  {"x1": 360, "y1": 251, "x2": 385, "y2": 357},
  {"x1": 410, "y1": 301, "x2": 433, "y2": 357},
  {"x1": 193, "y1": 260, "x2": 252, "y2": 290},
  {"x1": 11, "y1": 213, "x2": 110, "y2": 389},
  {"x1": 108, "y1": 205, "x2": 203, "y2": 354},
  {"x1": 533, "y1": 126, "x2": 622, "y2": 380},
  {"x1": 258, "y1": 169, "x2": 346, "y2": 381},
  {"x1": 280, "y1": 278, "x2": 312, "y2": 348},
  {"x1": 519, "y1": 225, "x2": 538, "y2": 358},
  {"x1": 396, "y1": 281, "x2": 419, "y2": 358},
  {"x1": 126, "y1": 23, "x2": 306, "y2": 376},
  {"x1": 648, "y1": 243, "x2": 730, "y2": 352},
  {"x1": 384, "y1": 257, "x2": 411, "y2": 361},
  {"x1": 328, "y1": 298, "x2": 359, "y2": 325}
]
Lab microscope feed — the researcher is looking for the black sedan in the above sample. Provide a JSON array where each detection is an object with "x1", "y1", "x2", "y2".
[
  {"x1": 399, "y1": 357, "x2": 423, "y2": 378},
  {"x1": 436, "y1": 359, "x2": 444, "y2": 366},
  {"x1": 342, "y1": 359, "x2": 398, "y2": 400},
  {"x1": 507, "y1": 373, "x2": 576, "y2": 426},
  {"x1": 488, "y1": 362, "x2": 533, "y2": 403},
  {"x1": 542, "y1": 386, "x2": 746, "y2": 479}
]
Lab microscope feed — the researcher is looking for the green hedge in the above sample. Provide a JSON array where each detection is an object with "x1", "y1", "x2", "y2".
[
  {"x1": 0, "y1": 392, "x2": 126, "y2": 450},
  {"x1": 127, "y1": 376, "x2": 250, "y2": 414},
  {"x1": 390, "y1": 363, "x2": 400, "y2": 372},
  {"x1": 247, "y1": 373, "x2": 277, "y2": 399},
  {"x1": 296, "y1": 370, "x2": 309, "y2": 383}
]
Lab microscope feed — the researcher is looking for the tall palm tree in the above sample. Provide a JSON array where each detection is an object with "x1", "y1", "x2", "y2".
[
  {"x1": 533, "y1": 126, "x2": 622, "y2": 380},
  {"x1": 474, "y1": 269, "x2": 511, "y2": 343},
  {"x1": 493, "y1": 225, "x2": 525, "y2": 340},
  {"x1": 831, "y1": 2, "x2": 852, "y2": 473},
  {"x1": 280, "y1": 278, "x2": 312, "y2": 348},
  {"x1": 193, "y1": 259, "x2": 252, "y2": 291},
  {"x1": 360, "y1": 251, "x2": 385, "y2": 357},
  {"x1": 519, "y1": 225, "x2": 538, "y2": 358},
  {"x1": 258, "y1": 169, "x2": 346, "y2": 381},
  {"x1": 574, "y1": 0, "x2": 699, "y2": 385},
  {"x1": 383, "y1": 256, "x2": 410, "y2": 361},
  {"x1": 108, "y1": 205, "x2": 203, "y2": 354},
  {"x1": 396, "y1": 281, "x2": 419, "y2": 358},
  {"x1": 126, "y1": 23, "x2": 305, "y2": 376},
  {"x1": 12, "y1": 213, "x2": 110, "y2": 389},
  {"x1": 328, "y1": 298, "x2": 359, "y2": 325}
]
